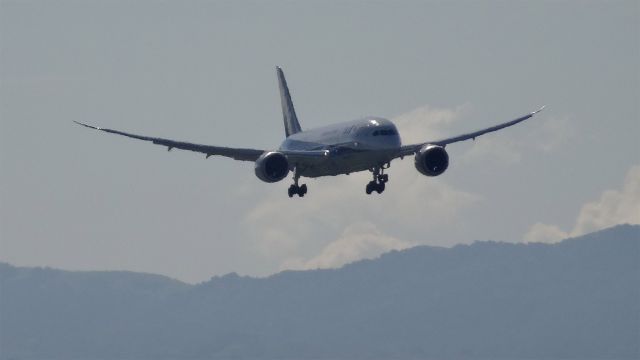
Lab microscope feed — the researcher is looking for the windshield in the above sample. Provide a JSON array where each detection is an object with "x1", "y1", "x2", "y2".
[{"x1": 372, "y1": 129, "x2": 397, "y2": 136}]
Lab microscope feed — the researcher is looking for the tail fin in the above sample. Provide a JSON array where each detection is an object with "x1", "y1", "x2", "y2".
[{"x1": 276, "y1": 67, "x2": 302, "y2": 137}]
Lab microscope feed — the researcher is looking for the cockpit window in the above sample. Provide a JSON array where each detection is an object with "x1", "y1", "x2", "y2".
[{"x1": 373, "y1": 129, "x2": 397, "y2": 136}]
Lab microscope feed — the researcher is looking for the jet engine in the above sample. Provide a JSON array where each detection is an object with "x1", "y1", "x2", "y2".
[
  {"x1": 414, "y1": 145, "x2": 449, "y2": 176},
  {"x1": 255, "y1": 152, "x2": 290, "y2": 183}
]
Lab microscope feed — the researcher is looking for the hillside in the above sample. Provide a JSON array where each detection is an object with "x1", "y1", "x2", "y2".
[{"x1": 1, "y1": 225, "x2": 638, "y2": 359}]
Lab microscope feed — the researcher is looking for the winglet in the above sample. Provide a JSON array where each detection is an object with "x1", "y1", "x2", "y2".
[{"x1": 532, "y1": 105, "x2": 546, "y2": 115}]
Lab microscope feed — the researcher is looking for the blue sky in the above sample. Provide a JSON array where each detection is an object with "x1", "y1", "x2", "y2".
[{"x1": 1, "y1": 0, "x2": 638, "y2": 282}]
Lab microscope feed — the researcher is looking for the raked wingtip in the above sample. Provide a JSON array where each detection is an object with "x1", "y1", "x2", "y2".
[
  {"x1": 533, "y1": 105, "x2": 546, "y2": 115},
  {"x1": 73, "y1": 121, "x2": 101, "y2": 130}
]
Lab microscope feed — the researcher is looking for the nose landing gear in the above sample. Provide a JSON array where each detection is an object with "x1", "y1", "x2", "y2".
[{"x1": 366, "y1": 166, "x2": 389, "y2": 195}]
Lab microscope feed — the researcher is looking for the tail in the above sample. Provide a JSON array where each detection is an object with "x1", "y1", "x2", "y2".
[{"x1": 276, "y1": 67, "x2": 302, "y2": 137}]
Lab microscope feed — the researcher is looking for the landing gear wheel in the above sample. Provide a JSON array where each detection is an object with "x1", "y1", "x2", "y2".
[
  {"x1": 288, "y1": 169, "x2": 308, "y2": 198},
  {"x1": 288, "y1": 183, "x2": 308, "y2": 198},
  {"x1": 366, "y1": 181, "x2": 375, "y2": 195},
  {"x1": 367, "y1": 166, "x2": 389, "y2": 195}
]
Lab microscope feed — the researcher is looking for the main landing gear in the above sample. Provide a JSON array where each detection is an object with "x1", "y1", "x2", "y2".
[
  {"x1": 366, "y1": 166, "x2": 389, "y2": 195},
  {"x1": 288, "y1": 172, "x2": 307, "y2": 198}
]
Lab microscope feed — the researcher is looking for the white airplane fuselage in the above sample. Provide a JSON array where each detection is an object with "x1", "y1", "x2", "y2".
[{"x1": 279, "y1": 117, "x2": 401, "y2": 178}]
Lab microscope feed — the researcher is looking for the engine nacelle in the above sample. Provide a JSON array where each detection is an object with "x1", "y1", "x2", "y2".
[
  {"x1": 414, "y1": 145, "x2": 449, "y2": 177},
  {"x1": 254, "y1": 152, "x2": 290, "y2": 183}
]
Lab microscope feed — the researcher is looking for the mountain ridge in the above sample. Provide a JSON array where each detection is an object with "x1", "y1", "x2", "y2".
[
  {"x1": 1, "y1": 224, "x2": 638, "y2": 359},
  {"x1": 2, "y1": 224, "x2": 635, "y2": 285}
]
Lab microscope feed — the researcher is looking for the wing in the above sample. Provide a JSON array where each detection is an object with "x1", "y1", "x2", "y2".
[
  {"x1": 74, "y1": 121, "x2": 265, "y2": 161},
  {"x1": 395, "y1": 106, "x2": 545, "y2": 158}
]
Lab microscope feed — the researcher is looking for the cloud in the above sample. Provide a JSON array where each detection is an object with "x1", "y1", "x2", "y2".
[
  {"x1": 460, "y1": 112, "x2": 573, "y2": 165},
  {"x1": 524, "y1": 165, "x2": 640, "y2": 243},
  {"x1": 522, "y1": 223, "x2": 570, "y2": 244},
  {"x1": 572, "y1": 165, "x2": 640, "y2": 234},
  {"x1": 536, "y1": 115, "x2": 574, "y2": 153},
  {"x1": 243, "y1": 105, "x2": 480, "y2": 271},
  {"x1": 392, "y1": 104, "x2": 468, "y2": 144},
  {"x1": 244, "y1": 164, "x2": 479, "y2": 269},
  {"x1": 282, "y1": 222, "x2": 412, "y2": 270},
  {"x1": 460, "y1": 136, "x2": 523, "y2": 164}
]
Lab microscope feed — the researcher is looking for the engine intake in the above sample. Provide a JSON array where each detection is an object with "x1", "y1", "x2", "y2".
[
  {"x1": 415, "y1": 145, "x2": 449, "y2": 176},
  {"x1": 255, "y1": 152, "x2": 290, "y2": 183}
]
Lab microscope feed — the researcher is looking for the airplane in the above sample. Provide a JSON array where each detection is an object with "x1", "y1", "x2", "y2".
[{"x1": 75, "y1": 67, "x2": 545, "y2": 198}]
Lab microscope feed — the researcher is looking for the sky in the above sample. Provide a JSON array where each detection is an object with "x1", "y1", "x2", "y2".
[{"x1": 1, "y1": 0, "x2": 638, "y2": 283}]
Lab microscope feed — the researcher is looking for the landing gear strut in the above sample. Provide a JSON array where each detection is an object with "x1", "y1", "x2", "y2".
[
  {"x1": 288, "y1": 170, "x2": 307, "y2": 198},
  {"x1": 366, "y1": 165, "x2": 389, "y2": 195}
]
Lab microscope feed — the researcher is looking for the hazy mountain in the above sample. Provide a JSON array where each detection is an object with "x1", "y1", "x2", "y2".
[{"x1": 1, "y1": 225, "x2": 638, "y2": 359}]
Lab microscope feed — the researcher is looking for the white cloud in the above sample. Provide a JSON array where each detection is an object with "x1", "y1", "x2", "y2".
[
  {"x1": 392, "y1": 104, "x2": 468, "y2": 144},
  {"x1": 572, "y1": 165, "x2": 640, "y2": 234},
  {"x1": 536, "y1": 115, "x2": 574, "y2": 153},
  {"x1": 282, "y1": 222, "x2": 412, "y2": 270},
  {"x1": 244, "y1": 163, "x2": 480, "y2": 270},
  {"x1": 459, "y1": 111, "x2": 573, "y2": 166},
  {"x1": 460, "y1": 136, "x2": 522, "y2": 164},
  {"x1": 524, "y1": 165, "x2": 640, "y2": 243},
  {"x1": 522, "y1": 223, "x2": 569, "y2": 243}
]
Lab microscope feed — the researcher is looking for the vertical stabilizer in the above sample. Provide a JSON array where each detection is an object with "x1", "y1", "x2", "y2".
[{"x1": 276, "y1": 67, "x2": 302, "y2": 137}]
